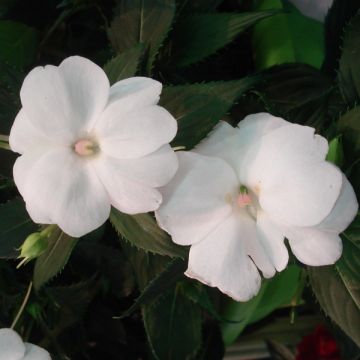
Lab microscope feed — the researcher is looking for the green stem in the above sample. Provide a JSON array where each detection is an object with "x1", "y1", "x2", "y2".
[
  {"x1": 11, "y1": 281, "x2": 33, "y2": 329},
  {"x1": 0, "y1": 134, "x2": 9, "y2": 142}
]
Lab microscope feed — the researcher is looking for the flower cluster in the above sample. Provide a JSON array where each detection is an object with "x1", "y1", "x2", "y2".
[{"x1": 10, "y1": 57, "x2": 358, "y2": 304}]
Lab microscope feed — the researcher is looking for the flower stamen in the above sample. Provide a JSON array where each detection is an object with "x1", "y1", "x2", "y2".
[{"x1": 73, "y1": 138, "x2": 99, "y2": 156}]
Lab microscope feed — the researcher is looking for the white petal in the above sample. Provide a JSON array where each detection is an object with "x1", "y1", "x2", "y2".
[
  {"x1": 186, "y1": 215, "x2": 261, "y2": 301},
  {"x1": 9, "y1": 110, "x2": 51, "y2": 154},
  {"x1": 155, "y1": 152, "x2": 236, "y2": 246},
  {"x1": 195, "y1": 113, "x2": 288, "y2": 172},
  {"x1": 16, "y1": 148, "x2": 110, "y2": 237},
  {"x1": 285, "y1": 226, "x2": 342, "y2": 266},
  {"x1": 94, "y1": 155, "x2": 163, "y2": 214},
  {"x1": 96, "y1": 105, "x2": 177, "y2": 159},
  {"x1": 97, "y1": 145, "x2": 178, "y2": 188},
  {"x1": 108, "y1": 77, "x2": 162, "y2": 109},
  {"x1": 0, "y1": 328, "x2": 25, "y2": 360},
  {"x1": 13, "y1": 152, "x2": 52, "y2": 224},
  {"x1": 58, "y1": 56, "x2": 110, "y2": 131},
  {"x1": 236, "y1": 211, "x2": 276, "y2": 278},
  {"x1": 288, "y1": 0, "x2": 333, "y2": 22},
  {"x1": 241, "y1": 124, "x2": 329, "y2": 188},
  {"x1": 259, "y1": 161, "x2": 342, "y2": 227},
  {"x1": 316, "y1": 175, "x2": 358, "y2": 233},
  {"x1": 23, "y1": 344, "x2": 51, "y2": 360},
  {"x1": 256, "y1": 211, "x2": 288, "y2": 272},
  {"x1": 20, "y1": 56, "x2": 109, "y2": 143}
]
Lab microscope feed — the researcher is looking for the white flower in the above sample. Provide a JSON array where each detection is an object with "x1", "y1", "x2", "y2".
[
  {"x1": 0, "y1": 328, "x2": 51, "y2": 360},
  {"x1": 9, "y1": 56, "x2": 178, "y2": 237},
  {"x1": 288, "y1": 0, "x2": 333, "y2": 22},
  {"x1": 156, "y1": 113, "x2": 358, "y2": 301}
]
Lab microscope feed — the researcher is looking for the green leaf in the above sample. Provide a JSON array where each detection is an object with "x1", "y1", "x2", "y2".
[
  {"x1": 308, "y1": 265, "x2": 360, "y2": 347},
  {"x1": 110, "y1": 208, "x2": 187, "y2": 258},
  {"x1": 0, "y1": 199, "x2": 38, "y2": 259},
  {"x1": 116, "y1": 258, "x2": 186, "y2": 319},
  {"x1": 171, "y1": 11, "x2": 277, "y2": 67},
  {"x1": 103, "y1": 44, "x2": 144, "y2": 85},
  {"x1": 338, "y1": 11, "x2": 360, "y2": 105},
  {"x1": 255, "y1": 63, "x2": 334, "y2": 130},
  {"x1": 252, "y1": 0, "x2": 325, "y2": 70},
  {"x1": 160, "y1": 77, "x2": 258, "y2": 148},
  {"x1": 34, "y1": 227, "x2": 78, "y2": 290},
  {"x1": 108, "y1": 0, "x2": 175, "y2": 74},
  {"x1": 0, "y1": 21, "x2": 38, "y2": 68},
  {"x1": 143, "y1": 285, "x2": 202, "y2": 360},
  {"x1": 337, "y1": 107, "x2": 360, "y2": 156},
  {"x1": 326, "y1": 136, "x2": 344, "y2": 167},
  {"x1": 178, "y1": 0, "x2": 223, "y2": 14},
  {"x1": 323, "y1": 0, "x2": 360, "y2": 75},
  {"x1": 221, "y1": 265, "x2": 302, "y2": 345}
]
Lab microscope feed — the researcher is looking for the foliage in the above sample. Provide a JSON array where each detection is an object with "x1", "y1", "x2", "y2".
[{"x1": 0, "y1": 0, "x2": 359, "y2": 359}]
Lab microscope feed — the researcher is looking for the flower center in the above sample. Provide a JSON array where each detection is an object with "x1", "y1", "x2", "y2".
[
  {"x1": 225, "y1": 185, "x2": 258, "y2": 219},
  {"x1": 73, "y1": 138, "x2": 99, "y2": 156}
]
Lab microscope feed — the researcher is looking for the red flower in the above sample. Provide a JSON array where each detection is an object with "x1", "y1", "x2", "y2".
[{"x1": 296, "y1": 325, "x2": 341, "y2": 360}]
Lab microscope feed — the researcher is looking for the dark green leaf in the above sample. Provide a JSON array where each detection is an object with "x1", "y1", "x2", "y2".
[
  {"x1": 323, "y1": 0, "x2": 360, "y2": 75},
  {"x1": 178, "y1": 0, "x2": 223, "y2": 14},
  {"x1": 116, "y1": 258, "x2": 186, "y2": 318},
  {"x1": 34, "y1": 227, "x2": 78, "y2": 290},
  {"x1": 160, "y1": 77, "x2": 257, "y2": 148},
  {"x1": 338, "y1": 11, "x2": 360, "y2": 106},
  {"x1": 308, "y1": 265, "x2": 360, "y2": 347},
  {"x1": 252, "y1": 0, "x2": 324, "y2": 70},
  {"x1": 103, "y1": 44, "x2": 144, "y2": 84},
  {"x1": 0, "y1": 21, "x2": 38, "y2": 68},
  {"x1": 143, "y1": 286, "x2": 202, "y2": 360},
  {"x1": 110, "y1": 209, "x2": 187, "y2": 258},
  {"x1": 255, "y1": 63, "x2": 334, "y2": 130},
  {"x1": 108, "y1": 0, "x2": 175, "y2": 73},
  {"x1": 0, "y1": 199, "x2": 37, "y2": 258},
  {"x1": 171, "y1": 11, "x2": 277, "y2": 67},
  {"x1": 221, "y1": 265, "x2": 301, "y2": 345},
  {"x1": 326, "y1": 136, "x2": 344, "y2": 167},
  {"x1": 337, "y1": 107, "x2": 360, "y2": 156}
]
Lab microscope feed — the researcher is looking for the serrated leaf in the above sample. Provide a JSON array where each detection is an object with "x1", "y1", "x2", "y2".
[
  {"x1": 338, "y1": 11, "x2": 360, "y2": 105},
  {"x1": 160, "y1": 77, "x2": 257, "y2": 148},
  {"x1": 337, "y1": 107, "x2": 360, "y2": 156},
  {"x1": 221, "y1": 265, "x2": 302, "y2": 345},
  {"x1": 0, "y1": 199, "x2": 38, "y2": 259},
  {"x1": 116, "y1": 258, "x2": 186, "y2": 319},
  {"x1": 308, "y1": 265, "x2": 360, "y2": 347},
  {"x1": 103, "y1": 44, "x2": 144, "y2": 84},
  {"x1": 171, "y1": 11, "x2": 277, "y2": 67},
  {"x1": 252, "y1": 0, "x2": 324, "y2": 70},
  {"x1": 110, "y1": 209, "x2": 187, "y2": 258},
  {"x1": 256, "y1": 63, "x2": 334, "y2": 130},
  {"x1": 323, "y1": 0, "x2": 360, "y2": 75},
  {"x1": 108, "y1": 0, "x2": 175, "y2": 74},
  {"x1": 0, "y1": 21, "x2": 38, "y2": 68},
  {"x1": 143, "y1": 286, "x2": 202, "y2": 360},
  {"x1": 33, "y1": 227, "x2": 78, "y2": 290}
]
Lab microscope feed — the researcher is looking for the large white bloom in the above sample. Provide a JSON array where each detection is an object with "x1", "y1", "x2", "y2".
[
  {"x1": 0, "y1": 328, "x2": 51, "y2": 360},
  {"x1": 156, "y1": 113, "x2": 358, "y2": 301},
  {"x1": 288, "y1": 0, "x2": 333, "y2": 22},
  {"x1": 9, "y1": 56, "x2": 178, "y2": 237}
]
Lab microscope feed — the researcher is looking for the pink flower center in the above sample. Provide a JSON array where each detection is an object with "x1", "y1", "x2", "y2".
[
  {"x1": 74, "y1": 139, "x2": 99, "y2": 156},
  {"x1": 237, "y1": 193, "x2": 252, "y2": 207}
]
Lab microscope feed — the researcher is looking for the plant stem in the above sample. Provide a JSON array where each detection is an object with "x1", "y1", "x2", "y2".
[
  {"x1": 0, "y1": 134, "x2": 9, "y2": 142},
  {"x1": 11, "y1": 281, "x2": 33, "y2": 329}
]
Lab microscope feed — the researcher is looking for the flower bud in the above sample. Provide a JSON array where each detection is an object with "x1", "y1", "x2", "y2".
[{"x1": 17, "y1": 232, "x2": 48, "y2": 268}]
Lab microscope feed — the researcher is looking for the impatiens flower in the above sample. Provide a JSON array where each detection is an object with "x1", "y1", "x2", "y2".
[
  {"x1": 0, "y1": 328, "x2": 51, "y2": 360},
  {"x1": 9, "y1": 56, "x2": 178, "y2": 237},
  {"x1": 155, "y1": 113, "x2": 358, "y2": 301},
  {"x1": 288, "y1": 0, "x2": 333, "y2": 22}
]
